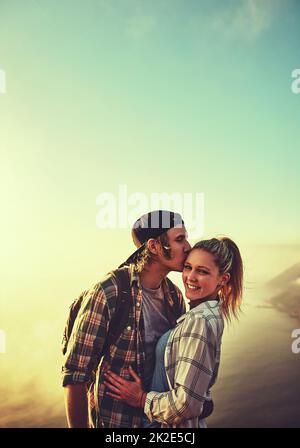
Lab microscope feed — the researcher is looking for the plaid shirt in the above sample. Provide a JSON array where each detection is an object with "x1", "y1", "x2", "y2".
[
  {"x1": 144, "y1": 300, "x2": 224, "y2": 428},
  {"x1": 62, "y1": 265, "x2": 185, "y2": 428}
]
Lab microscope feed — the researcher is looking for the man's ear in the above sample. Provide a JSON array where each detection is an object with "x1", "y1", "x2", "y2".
[{"x1": 146, "y1": 238, "x2": 159, "y2": 255}]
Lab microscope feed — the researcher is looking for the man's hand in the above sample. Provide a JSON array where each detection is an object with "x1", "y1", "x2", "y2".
[{"x1": 104, "y1": 366, "x2": 146, "y2": 408}]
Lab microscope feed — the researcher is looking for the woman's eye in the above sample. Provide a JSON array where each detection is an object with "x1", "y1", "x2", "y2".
[
  {"x1": 184, "y1": 265, "x2": 191, "y2": 270},
  {"x1": 198, "y1": 270, "x2": 208, "y2": 275}
]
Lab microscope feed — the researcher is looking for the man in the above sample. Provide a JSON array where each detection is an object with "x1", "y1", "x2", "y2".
[{"x1": 62, "y1": 210, "x2": 190, "y2": 428}]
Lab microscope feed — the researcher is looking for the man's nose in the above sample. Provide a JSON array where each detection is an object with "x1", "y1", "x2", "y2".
[{"x1": 184, "y1": 240, "x2": 191, "y2": 252}]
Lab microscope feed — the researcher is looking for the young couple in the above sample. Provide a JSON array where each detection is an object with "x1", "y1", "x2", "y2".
[{"x1": 62, "y1": 210, "x2": 243, "y2": 428}]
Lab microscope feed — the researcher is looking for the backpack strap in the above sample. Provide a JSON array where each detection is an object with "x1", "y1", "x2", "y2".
[
  {"x1": 102, "y1": 266, "x2": 133, "y2": 357},
  {"x1": 62, "y1": 289, "x2": 88, "y2": 355}
]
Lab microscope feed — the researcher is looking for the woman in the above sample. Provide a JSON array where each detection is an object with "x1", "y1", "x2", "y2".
[{"x1": 104, "y1": 237, "x2": 243, "y2": 428}]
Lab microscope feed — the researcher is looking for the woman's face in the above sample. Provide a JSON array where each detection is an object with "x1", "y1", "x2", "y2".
[{"x1": 182, "y1": 249, "x2": 224, "y2": 301}]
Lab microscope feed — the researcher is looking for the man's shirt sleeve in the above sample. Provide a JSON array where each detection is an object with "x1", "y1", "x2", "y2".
[
  {"x1": 62, "y1": 283, "x2": 110, "y2": 386},
  {"x1": 144, "y1": 315, "x2": 216, "y2": 426}
]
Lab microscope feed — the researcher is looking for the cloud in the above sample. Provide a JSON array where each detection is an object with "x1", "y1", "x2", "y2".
[
  {"x1": 0, "y1": 379, "x2": 66, "y2": 428},
  {"x1": 126, "y1": 14, "x2": 156, "y2": 40},
  {"x1": 211, "y1": 0, "x2": 281, "y2": 42}
]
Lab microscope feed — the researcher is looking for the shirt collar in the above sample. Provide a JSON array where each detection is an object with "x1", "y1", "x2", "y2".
[{"x1": 129, "y1": 264, "x2": 140, "y2": 287}]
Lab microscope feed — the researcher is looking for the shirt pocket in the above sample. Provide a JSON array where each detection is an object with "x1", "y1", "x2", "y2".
[{"x1": 109, "y1": 327, "x2": 136, "y2": 361}]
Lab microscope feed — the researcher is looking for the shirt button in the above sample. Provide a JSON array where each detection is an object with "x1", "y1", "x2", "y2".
[{"x1": 127, "y1": 326, "x2": 132, "y2": 331}]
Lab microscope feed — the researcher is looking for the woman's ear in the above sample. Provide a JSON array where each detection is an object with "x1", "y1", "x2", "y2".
[{"x1": 222, "y1": 272, "x2": 231, "y2": 285}]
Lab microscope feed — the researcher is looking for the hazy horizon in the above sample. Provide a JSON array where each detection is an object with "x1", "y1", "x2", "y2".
[{"x1": 1, "y1": 243, "x2": 299, "y2": 427}]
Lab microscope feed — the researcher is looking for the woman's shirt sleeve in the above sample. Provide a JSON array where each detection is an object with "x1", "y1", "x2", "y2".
[{"x1": 144, "y1": 314, "x2": 217, "y2": 426}]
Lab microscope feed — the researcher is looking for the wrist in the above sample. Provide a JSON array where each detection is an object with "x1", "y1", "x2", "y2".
[{"x1": 139, "y1": 391, "x2": 147, "y2": 409}]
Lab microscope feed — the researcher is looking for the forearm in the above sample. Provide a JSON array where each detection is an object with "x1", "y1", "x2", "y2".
[
  {"x1": 64, "y1": 383, "x2": 89, "y2": 428},
  {"x1": 145, "y1": 386, "x2": 204, "y2": 426}
]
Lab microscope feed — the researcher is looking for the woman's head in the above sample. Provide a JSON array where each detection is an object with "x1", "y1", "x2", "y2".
[{"x1": 182, "y1": 237, "x2": 243, "y2": 321}]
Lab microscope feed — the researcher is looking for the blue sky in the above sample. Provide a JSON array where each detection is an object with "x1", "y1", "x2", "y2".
[{"x1": 0, "y1": 0, "x2": 300, "y2": 289}]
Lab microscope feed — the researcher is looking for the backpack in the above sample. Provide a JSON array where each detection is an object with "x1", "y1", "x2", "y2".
[
  {"x1": 62, "y1": 267, "x2": 132, "y2": 356},
  {"x1": 62, "y1": 266, "x2": 181, "y2": 357}
]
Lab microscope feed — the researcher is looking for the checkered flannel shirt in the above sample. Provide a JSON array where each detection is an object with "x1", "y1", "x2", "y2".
[
  {"x1": 62, "y1": 265, "x2": 185, "y2": 428},
  {"x1": 144, "y1": 300, "x2": 224, "y2": 428}
]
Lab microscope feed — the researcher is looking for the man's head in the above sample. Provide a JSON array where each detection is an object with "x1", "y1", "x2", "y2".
[{"x1": 120, "y1": 210, "x2": 191, "y2": 272}]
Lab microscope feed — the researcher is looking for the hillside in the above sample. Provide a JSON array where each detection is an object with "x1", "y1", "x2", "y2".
[{"x1": 268, "y1": 263, "x2": 300, "y2": 320}]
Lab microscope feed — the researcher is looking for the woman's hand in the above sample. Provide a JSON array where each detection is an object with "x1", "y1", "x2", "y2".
[{"x1": 104, "y1": 366, "x2": 146, "y2": 408}]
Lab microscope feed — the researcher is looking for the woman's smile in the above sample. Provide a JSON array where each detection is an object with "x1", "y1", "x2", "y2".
[{"x1": 185, "y1": 283, "x2": 201, "y2": 291}]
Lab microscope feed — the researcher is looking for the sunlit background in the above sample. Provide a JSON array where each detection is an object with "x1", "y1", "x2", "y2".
[{"x1": 0, "y1": 0, "x2": 300, "y2": 427}]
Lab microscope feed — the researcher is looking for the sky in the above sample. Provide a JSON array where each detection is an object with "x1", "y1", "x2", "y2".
[
  {"x1": 0, "y1": 0, "x2": 299, "y2": 302},
  {"x1": 0, "y1": 0, "x2": 300, "y2": 427}
]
